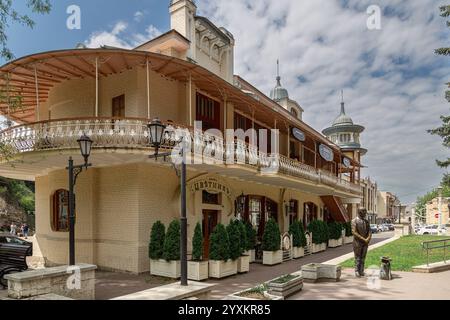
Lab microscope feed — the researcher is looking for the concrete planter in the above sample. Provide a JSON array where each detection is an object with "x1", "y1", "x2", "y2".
[
  {"x1": 344, "y1": 236, "x2": 354, "y2": 244},
  {"x1": 245, "y1": 250, "x2": 256, "y2": 263},
  {"x1": 237, "y1": 255, "x2": 250, "y2": 273},
  {"x1": 311, "y1": 243, "x2": 326, "y2": 253},
  {"x1": 328, "y1": 238, "x2": 343, "y2": 248},
  {"x1": 187, "y1": 261, "x2": 209, "y2": 281},
  {"x1": 292, "y1": 247, "x2": 305, "y2": 259},
  {"x1": 150, "y1": 259, "x2": 181, "y2": 279},
  {"x1": 267, "y1": 274, "x2": 304, "y2": 298},
  {"x1": 263, "y1": 250, "x2": 283, "y2": 266},
  {"x1": 209, "y1": 260, "x2": 238, "y2": 279},
  {"x1": 227, "y1": 289, "x2": 283, "y2": 301},
  {"x1": 301, "y1": 263, "x2": 342, "y2": 283}
]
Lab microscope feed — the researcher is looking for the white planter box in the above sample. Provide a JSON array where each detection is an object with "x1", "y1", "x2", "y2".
[
  {"x1": 301, "y1": 263, "x2": 342, "y2": 283},
  {"x1": 263, "y1": 250, "x2": 283, "y2": 266},
  {"x1": 245, "y1": 250, "x2": 256, "y2": 263},
  {"x1": 344, "y1": 236, "x2": 354, "y2": 244},
  {"x1": 187, "y1": 261, "x2": 209, "y2": 281},
  {"x1": 311, "y1": 243, "x2": 326, "y2": 253},
  {"x1": 150, "y1": 259, "x2": 181, "y2": 279},
  {"x1": 328, "y1": 238, "x2": 343, "y2": 248},
  {"x1": 293, "y1": 247, "x2": 305, "y2": 259},
  {"x1": 209, "y1": 260, "x2": 238, "y2": 279},
  {"x1": 227, "y1": 290, "x2": 283, "y2": 301},
  {"x1": 237, "y1": 256, "x2": 250, "y2": 273},
  {"x1": 267, "y1": 274, "x2": 304, "y2": 298}
]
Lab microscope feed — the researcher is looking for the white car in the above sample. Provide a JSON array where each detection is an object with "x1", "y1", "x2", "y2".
[{"x1": 416, "y1": 225, "x2": 447, "y2": 235}]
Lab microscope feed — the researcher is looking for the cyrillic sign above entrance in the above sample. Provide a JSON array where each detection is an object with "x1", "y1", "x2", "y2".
[
  {"x1": 190, "y1": 176, "x2": 233, "y2": 199},
  {"x1": 319, "y1": 144, "x2": 334, "y2": 162},
  {"x1": 292, "y1": 128, "x2": 306, "y2": 142}
]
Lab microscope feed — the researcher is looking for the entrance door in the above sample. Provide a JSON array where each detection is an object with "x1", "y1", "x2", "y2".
[{"x1": 202, "y1": 210, "x2": 219, "y2": 260}]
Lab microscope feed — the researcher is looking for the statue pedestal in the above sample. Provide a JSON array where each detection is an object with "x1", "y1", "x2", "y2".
[{"x1": 394, "y1": 223, "x2": 411, "y2": 237}]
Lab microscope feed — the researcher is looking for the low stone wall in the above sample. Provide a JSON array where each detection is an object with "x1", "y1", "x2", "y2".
[{"x1": 5, "y1": 264, "x2": 97, "y2": 300}]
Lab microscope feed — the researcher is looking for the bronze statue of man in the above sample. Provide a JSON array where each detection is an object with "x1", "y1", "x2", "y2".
[{"x1": 352, "y1": 209, "x2": 372, "y2": 277}]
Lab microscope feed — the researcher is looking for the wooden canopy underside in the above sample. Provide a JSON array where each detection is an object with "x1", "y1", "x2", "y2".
[{"x1": 0, "y1": 48, "x2": 362, "y2": 168}]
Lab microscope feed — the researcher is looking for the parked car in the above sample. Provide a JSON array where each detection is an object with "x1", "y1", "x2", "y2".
[
  {"x1": 386, "y1": 224, "x2": 395, "y2": 231},
  {"x1": 370, "y1": 224, "x2": 379, "y2": 233},
  {"x1": 415, "y1": 225, "x2": 446, "y2": 235},
  {"x1": 0, "y1": 233, "x2": 33, "y2": 254},
  {"x1": 379, "y1": 224, "x2": 389, "y2": 232}
]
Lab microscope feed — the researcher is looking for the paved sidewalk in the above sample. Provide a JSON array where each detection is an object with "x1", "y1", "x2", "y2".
[
  {"x1": 289, "y1": 268, "x2": 450, "y2": 300},
  {"x1": 206, "y1": 235, "x2": 390, "y2": 300}
]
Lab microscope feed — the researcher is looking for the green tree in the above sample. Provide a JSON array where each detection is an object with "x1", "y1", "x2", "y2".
[
  {"x1": 237, "y1": 220, "x2": 247, "y2": 255},
  {"x1": 429, "y1": 5, "x2": 450, "y2": 168},
  {"x1": 289, "y1": 221, "x2": 307, "y2": 248},
  {"x1": 245, "y1": 222, "x2": 256, "y2": 251},
  {"x1": 163, "y1": 220, "x2": 181, "y2": 261},
  {"x1": 0, "y1": 0, "x2": 52, "y2": 61},
  {"x1": 327, "y1": 222, "x2": 343, "y2": 240},
  {"x1": 209, "y1": 224, "x2": 230, "y2": 261},
  {"x1": 149, "y1": 221, "x2": 165, "y2": 260},
  {"x1": 262, "y1": 218, "x2": 281, "y2": 252},
  {"x1": 192, "y1": 223, "x2": 203, "y2": 261},
  {"x1": 227, "y1": 220, "x2": 242, "y2": 261}
]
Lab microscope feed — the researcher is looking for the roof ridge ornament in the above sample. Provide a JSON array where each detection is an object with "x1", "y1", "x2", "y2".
[{"x1": 340, "y1": 90, "x2": 346, "y2": 115}]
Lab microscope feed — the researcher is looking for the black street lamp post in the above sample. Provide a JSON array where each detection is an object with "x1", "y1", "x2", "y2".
[
  {"x1": 67, "y1": 134, "x2": 93, "y2": 266},
  {"x1": 148, "y1": 118, "x2": 188, "y2": 286}
]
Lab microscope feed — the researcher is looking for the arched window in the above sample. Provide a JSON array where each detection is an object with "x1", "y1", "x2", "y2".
[
  {"x1": 303, "y1": 202, "x2": 318, "y2": 230},
  {"x1": 51, "y1": 189, "x2": 70, "y2": 232},
  {"x1": 291, "y1": 108, "x2": 298, "y2": 119}
]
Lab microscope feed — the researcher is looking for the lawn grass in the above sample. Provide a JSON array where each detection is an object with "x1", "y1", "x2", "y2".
[{"x1": 340, "y1": 235, "x2": 450, "y2": 272}]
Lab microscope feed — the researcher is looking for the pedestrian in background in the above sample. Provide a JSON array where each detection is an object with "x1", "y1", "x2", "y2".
[{"x1": 10, "y1": 222, "x2": 17, "y2": 235}]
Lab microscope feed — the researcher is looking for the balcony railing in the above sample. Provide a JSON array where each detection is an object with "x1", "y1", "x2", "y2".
[{"x1": 0, "y1": 117, "x2": 362, "y2": 195}]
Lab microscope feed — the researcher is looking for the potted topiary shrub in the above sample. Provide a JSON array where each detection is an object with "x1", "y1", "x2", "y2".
[
  {"x1": 149, "y1": 221, "x2": 165, "y2": 274},
  {"x1": 209, "y1": 223, "x2": 238, "y2": 278},
  {"x1": 150, "y1": 220, "x2": 181, "y2": 278},
  {"x1": 343, "y1": 222, "x2": 354, "y2": 244},
  {"x1": 262, "y1": 218, "x2": 283, "y2": 265},
  {"x1": 289, "y1": 221, "x2": 306, "y2": 259},
  {"x1": 307, "y1": 220, "x2": 328, "y2": 253},
  {"x1": 327, "y1": 222, "x2": 343, "y2": 248},
  {"x1": 235, "y1": 220, "x2": 250, "y2": 273},
  {"x1": 188, "y1": 223, "x2": 209, "y2": 281},
  {"x1": 244, "y1": 222, "x2": 257, "y2": 263}
]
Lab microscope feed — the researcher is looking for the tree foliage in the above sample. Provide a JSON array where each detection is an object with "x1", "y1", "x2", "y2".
[
  {"x1": 262, "y1": 218, "x2": 281, "y2": 252},
  {"x1": 192, "y1": 223, "x2": 203, "y2": 261},
  {"x1": 149, "y1": 221, "x2": 165, "y2": 260},
  {"x1": 327, "y1": 222, "x2": 343, "y2": 240},
  {"x1": 0, "y1": 0, "x2": 52, "y2": 61},
  {"x1": 209, "y1": 224, "x2": 230, "y2": 261},
  {"x1": 244, "y1": 222, "x2": 256, "y2": 251},
  {"x1": 289, "y1": 220, "x2": 306, "y2": 248},
  {"x1": 307, "y1": 220, "x2": 329, "y2": 244},
  {"x1": 226, "y1": 220, "x2": 242, "y2": 261},
  {"x1": 0, "y1": 177, "x2": 35, "y2": 213},
  {"x1": 163, "y1": 220, "x2": 181, "y2": 261},
  {"x1": 429, "y1": 5, "x2": 450, "y2": 168}
]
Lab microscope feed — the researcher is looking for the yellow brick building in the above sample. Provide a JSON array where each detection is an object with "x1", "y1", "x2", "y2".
[{"x1": 0, "y1": 0, "x2": 365, "y2": 273}]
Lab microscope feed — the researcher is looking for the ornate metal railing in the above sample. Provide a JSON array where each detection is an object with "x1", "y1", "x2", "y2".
[{"x1": 0, "y1": 117, "x2": 362, "y2": 195}]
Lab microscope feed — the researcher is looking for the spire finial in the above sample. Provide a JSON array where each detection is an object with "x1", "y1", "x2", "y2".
[
  {"x1": 276, "y1": 59, "x2": 281, "y2": 85},
  {"x1": 340, "y1": 90, "x2": 345, "y2": 114}
]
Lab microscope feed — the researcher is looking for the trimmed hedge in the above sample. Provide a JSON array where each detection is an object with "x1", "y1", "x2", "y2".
[
  {"x1": 328, "y1": 222, "x2": 343, "y2": 240},
  {"x1": 149, "y1": 221, "x2": 165, "y2": 260},
  {"x1": 163, "y1": 220, "x2": 181, "y2": 261},
  {"x1": 307, "y1": 220, "x2": 329, "y2": 244},
  {"x1": 237, "y1": 220, "x2": 248, "y2": 255},
  {"x1": 245, "y1": 222, "x2": 257, "y2": 251},
  {"x1": 209, "y1": 224, "x2": 230, "y2": 261},
  {"x1": 227, "y1": 220, "x2": 242, "y2": 261},
  {"x1": 262, "y1": 218, "x2": 281, "y2": 252},
  {"x1": 343, "y1": 221, "x2": 353, "y2": 237},
  {"x1": 192, "y1": 223, "x2": 203, "y2": 261},
  {"x1": 289, "y1": 220, "x2": 307, "y2": 248}
]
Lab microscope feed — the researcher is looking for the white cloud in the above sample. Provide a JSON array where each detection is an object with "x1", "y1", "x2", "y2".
[
  {"x1": 195, "y1": 0, "x2": 450, "y2": 203},
  {"x1": 134, "y1": 11, "x2": 145, "y2": 23},
  {"x1": 85, "y1": 21, "x2": 162, "y2": 49}
]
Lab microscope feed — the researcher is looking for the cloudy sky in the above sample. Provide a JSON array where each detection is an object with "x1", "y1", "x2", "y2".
[{"x1": 2, "y1": 0, "x2": 449, "y2": 203}]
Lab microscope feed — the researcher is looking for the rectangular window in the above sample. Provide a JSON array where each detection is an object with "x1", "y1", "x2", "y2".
[
  {"x1": 196, "y1": 93, "x2": 220, "y2": 131},
  {"x1": 112, "y1": 94, "x2": 125, "y2": 118}
]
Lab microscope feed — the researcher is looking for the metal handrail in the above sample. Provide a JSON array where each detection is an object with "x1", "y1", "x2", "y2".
[{"x1": 422, "y1": 238, "x2": 450, "y2": 266}]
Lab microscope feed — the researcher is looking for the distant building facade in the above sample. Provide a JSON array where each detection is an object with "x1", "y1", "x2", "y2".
[
  {"x1": 361, "y1": 177, "x2": 378, "y2": 224},
  {"x1": 377, "y1": 191, "x2": 400, "y2": 223},
  {"x1": 426, "y1": 197, "x2": 450, "y2": 226}
]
